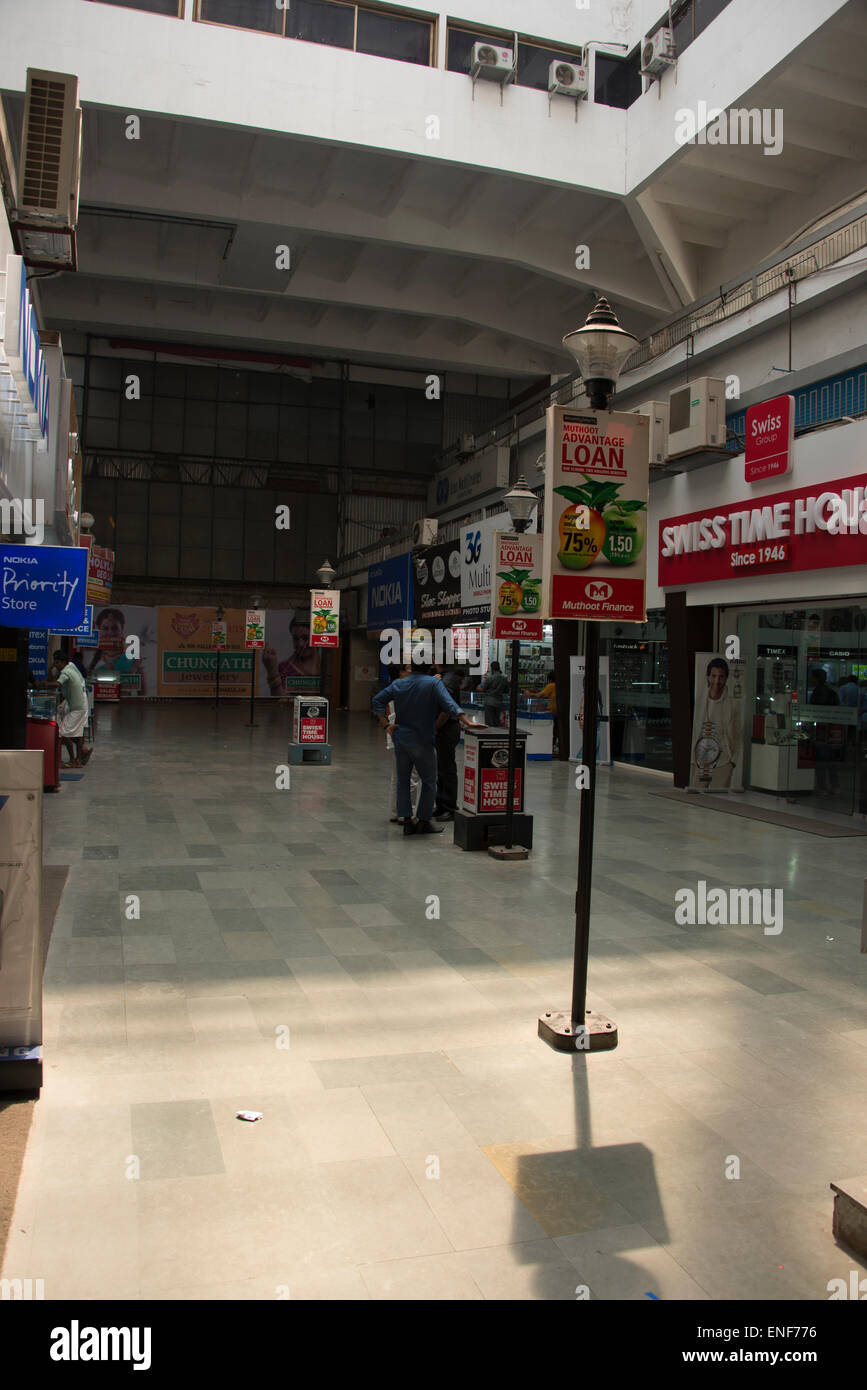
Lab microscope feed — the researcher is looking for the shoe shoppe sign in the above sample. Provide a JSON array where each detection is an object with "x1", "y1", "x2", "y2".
[
  {"x1": 658, "y1": 472, "x2": 867, "y2": 586},
  {"x1": 542, "y1": 406, "x2": 651, "y2": 622},
  {"x1": 413, "y1": 539, "x2": 462, "y2": 627}
]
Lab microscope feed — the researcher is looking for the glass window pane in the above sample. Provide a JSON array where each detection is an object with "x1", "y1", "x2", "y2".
[
  {"x1": 517, "y1": 44, "x2": 583, "y2": 92},
  {"x1": 90, "y1": 0, "x2": 181, "y2": 14},
  {"x1": 446, "y1": 26, "x2": 510, "y2": 74},
  {"x1": 694, "y1": 0, "x2": 734, "y2": 40},
  {"x1": 594, "y1": 51, "x2": 641, "y2": 109},
  {"x1": 357, "y1": 8, "x2": 431, "y2": 65},
  {"x1": 286, "y1": 0, "x2": 354, "y2": 50},
  {"x1": 199, "y1": 0, "x2": 281, "y2": 32}
]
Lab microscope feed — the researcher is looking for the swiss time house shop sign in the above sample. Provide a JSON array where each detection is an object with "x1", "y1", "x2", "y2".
[{"x1": 658, "y1": 473, "x2": 867, "y2": 586}]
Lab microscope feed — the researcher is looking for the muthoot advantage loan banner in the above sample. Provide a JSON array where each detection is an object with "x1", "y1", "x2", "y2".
[{"x1": 542, "y1": 406, "x2": 650, "y2": 623}]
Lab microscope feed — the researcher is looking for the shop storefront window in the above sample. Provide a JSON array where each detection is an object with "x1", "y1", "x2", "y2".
[
  {"x1": 603, "y1": 611, "x2": 672, "y2": 772},
  {"x1": 727, "y1": 604, "x2": 867, "y2": 816}
]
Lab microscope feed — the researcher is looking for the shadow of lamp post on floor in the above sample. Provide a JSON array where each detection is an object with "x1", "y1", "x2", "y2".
[
  {"x1": 488, "y1": 476, "x2": 539, "y2": 863},
  {"x1": 212, "y1": 604, "x2": 225, "y2": 711},
  {"x1": 538, "y1": 297, "x2": 641, "y2": 1055}
]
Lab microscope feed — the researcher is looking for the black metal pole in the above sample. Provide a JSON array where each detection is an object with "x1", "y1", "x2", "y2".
[
  {"x1": 504, "y1": 638, "x2": 520, "y2": 848},
  {"x1": 214, "y1": 648, "x2": 220, "y2": 710},
  {"x1": 570, "y1": 620, "x2": 600, "y2": 1028},
  {"x1": 247, "y1": 652, "x2": 257, "y2": 727}
]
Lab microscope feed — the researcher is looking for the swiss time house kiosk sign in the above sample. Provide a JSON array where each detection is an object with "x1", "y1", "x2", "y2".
[{"x1": 543, "y1": 407, "x2": 650, "y2": 622}]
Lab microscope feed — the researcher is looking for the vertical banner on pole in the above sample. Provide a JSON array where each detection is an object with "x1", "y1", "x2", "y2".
[
  {"x1": 310, "y1": 590, "x2": 340, "y2": 647},
  {"x1": 211, "y1": 622, "x2": 227, "y2": 650},
  {"x1": 245, "y1": 610, "x2": 265, "y2": 651},
  {"x1": 489, "y1": 532, "x2": 544, "y2": 642},
  {"x1": 542, "y1": 406, "x2": 650, "y2": 623}
]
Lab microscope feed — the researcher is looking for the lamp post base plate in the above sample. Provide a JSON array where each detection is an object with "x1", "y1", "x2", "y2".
[
  {"x1": 488, "y1": 844, "x2": 530, "y2": 861},
  {"x1": 538, "y1": 1009, "x2": 618, "y2": 1053}
]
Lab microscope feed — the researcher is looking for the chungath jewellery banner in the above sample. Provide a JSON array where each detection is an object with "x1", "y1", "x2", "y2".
[
  {"x1": 543, "y1": 406, "x2": 650, "y2": 623},
  {"x1": 658, "y1": 473, "x2": 867, "y2": 587}
]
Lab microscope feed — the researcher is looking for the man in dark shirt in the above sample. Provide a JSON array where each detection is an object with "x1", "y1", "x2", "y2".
[
  {"x1": 433, "y1": 661, "x2": 462, "y2": 821},
  {"x1": 373, "y1": 664, "x2": 479, "y2": 835}
]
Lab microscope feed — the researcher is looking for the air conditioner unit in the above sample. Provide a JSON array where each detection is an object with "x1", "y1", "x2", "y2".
[
  {"x1": 13, "y1": 69, "x2": 81, "y2": 269},
  {"x1": 641, "y1": 27, "x2": 676, "y2": 77},
  {"x1": 471, "y1": 43, "x2": 514, "y2": 82},
  {"x1": 18, "y1": 70, "x2": 81, "y2": 224},
  {"x1": 667, "y1": 379, "x2": 726, "y2": 455},
  {"x1": 548, "y1": 59, "x2": 589, "y2": 99},
  {"x1": 411, "y1": 517, "x2": 438, "y2": 548},
  {"x1": 632, "y1": 401, "x2": 670, "y2": 467}
]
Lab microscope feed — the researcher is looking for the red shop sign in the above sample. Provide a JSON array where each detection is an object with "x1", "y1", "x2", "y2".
[
  {"x1": 658, "y1": 473, "x2": 867, "y2": 587},
  {"x1": 745, "y1": 394, "x2": 794, "y2": 483}
]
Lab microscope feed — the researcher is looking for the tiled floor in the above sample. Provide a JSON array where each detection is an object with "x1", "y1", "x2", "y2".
[{"x1": 4, "y1": 701, "x2": 867, "y2": 1300}]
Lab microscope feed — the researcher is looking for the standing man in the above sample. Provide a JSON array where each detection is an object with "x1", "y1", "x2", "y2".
[
  {"x1": 479, "y1": 661, "x2": 509, "y2": 730},
  {"x1": 48, "y1": 651, "x2": 91, "y2": 768},
  {"x1": 373, "y1": 662, "x2": 481, "y2": 836},
  {"x1": 433, "y1": 661, "x2": 462, "y2": 822}
]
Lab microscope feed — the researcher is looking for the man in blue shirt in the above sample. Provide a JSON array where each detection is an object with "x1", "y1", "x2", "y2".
[{"x1": 373, "y1": 664, "x2": 480, "y2": 835}]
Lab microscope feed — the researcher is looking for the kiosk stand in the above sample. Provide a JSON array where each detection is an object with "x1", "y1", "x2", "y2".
[
  {"x1": 0, "y1": 751, "x2": 44, "y2": 1090},
  {"x1": 454, "y1": 728, "x2": 532, "y2": 851},
  {"x1": 288, "y1": 696, "x2": 332, "y2": 765}
]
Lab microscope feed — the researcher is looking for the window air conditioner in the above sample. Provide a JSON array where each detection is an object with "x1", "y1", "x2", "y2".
[
  {"x1": 667, "y1": 379, "x2": 726, "y2": 455},
  {"x1": 548, "y1": 59, "x2": 589, "y2": 99},
  {"x1": 14, "y1": 69, "x2": 81, "y2": 269},
  {"x1": 19, "y1": 69, "x2": 81, "y2": 224},
  {"x1": 641, "y1": 27, "x2": 676, "y2": 77},
  {"x1": 632, "y1": 401, "x2": 670, "y2": 467},
  {"x1": 471, "y1": 43, "x2": 515, "y2": 83},
  {"x1": 411, "y1": 517, "x2": 438, "y2": 548}
]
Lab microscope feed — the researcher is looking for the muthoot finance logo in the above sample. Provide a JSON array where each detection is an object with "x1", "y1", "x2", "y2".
[{"x1": 585, "y1": 581, "x2": 613, "y2": 601}]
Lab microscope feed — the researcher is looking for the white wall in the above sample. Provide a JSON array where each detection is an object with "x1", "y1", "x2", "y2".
[
  {"x1": 0, "y1": 213, "x2": 33, "y2": 506},
  {"x1": 0, "y1": 0, "x2": 625, "y2": 193},
  {"x1": 617, "y1": 261, "x2": 867, "y2": 415},
  {"x1": 646, "y1": 417, "x2": 867, "y2": 610}
]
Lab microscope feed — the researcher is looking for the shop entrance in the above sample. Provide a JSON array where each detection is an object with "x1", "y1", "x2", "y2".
[{"x1": 724, "y1": 602, "x2": 867, "y2": 817}]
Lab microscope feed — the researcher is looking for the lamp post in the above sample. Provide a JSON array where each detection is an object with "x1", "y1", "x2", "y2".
[
  {"x1": 246, "y1": 594, "x2": 262, "y2": 728},
  {"x1": 538, "y1": 297, "x2": 639, "y2": 1053},
  {"x1": 213, "y1": 604, "x2": 224, "y2": 711},
  {"x1": 488, "y1": 476, "x2": 538, "y2": 864},
  {"x1": 313, "y1": 561, "x2": 336, "y2": 704}
]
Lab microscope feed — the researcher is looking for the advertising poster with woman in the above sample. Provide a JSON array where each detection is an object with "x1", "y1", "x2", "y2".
[
  {"x1": 262, "y1": 609, "x2": 322, "y2": 696},
  {"x1": 76, "y1": 605, "x2": 157, "y2": 697},
  {"x1": 690, "y1": 653, "x2": 746, "y2": 791}
]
